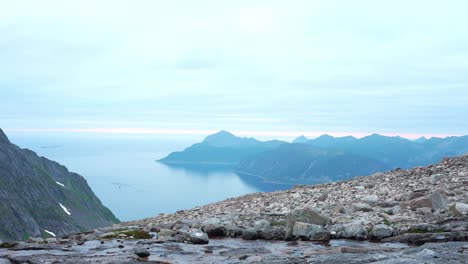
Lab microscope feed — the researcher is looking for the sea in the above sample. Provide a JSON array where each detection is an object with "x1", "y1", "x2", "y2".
[{"x1": 9, "y1": 133, "x2": 292, "y2": 221}]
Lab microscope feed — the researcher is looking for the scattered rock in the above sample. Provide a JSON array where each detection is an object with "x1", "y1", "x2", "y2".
[
  {"x1": 292, "y1": 222, "x2": 323, "y2": 240},
  {"x1": 371, "y1": 224, "x2": 393, "y2": 239},
  {"x1": 203, "y1": 224, "x2": 227, "y2": 238},
  {"x1": 341, "y1": 246, "x2": 369, "y2": 253},
  {"x1": 134, "y1": 246, "x2": 150, "y2": 258},
  {"x1": 242, "y1": 229, "x2": 258, "y2": 240},
  {"x1": 410, "y1": 192, "x2": 448, "y2": 211},
  {"x1": 285, "y1": 206, "x2": 329, "y2": 239},
  {"x1": 454, "y1": 203, "x2": 468, "y2": 215},
  {"x1": 189, "y1": 230, "x2": 209, "y2": 244}
]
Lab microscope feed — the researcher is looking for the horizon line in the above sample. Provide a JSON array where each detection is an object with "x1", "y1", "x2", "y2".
[{"x1": 3, "y1": 127, "x2": 465, "y2": 140}]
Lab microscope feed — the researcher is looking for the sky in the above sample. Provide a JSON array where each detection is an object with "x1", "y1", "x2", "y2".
[{"x1": 1, "y1": 0, "x2": 467, "y2": 140}]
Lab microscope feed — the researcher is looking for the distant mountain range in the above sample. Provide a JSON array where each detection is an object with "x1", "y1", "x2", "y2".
[
  {"x1": 159, "y1": 130, "x2": 285, "y2": 165},
  {"x1": 159, "y1": 131, "x2": 468, "y2": 184},
  {"x1": 0, "y1": 128, "x2": 119, "y2": 241}
]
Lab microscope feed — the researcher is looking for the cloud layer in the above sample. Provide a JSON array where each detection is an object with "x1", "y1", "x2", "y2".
[{"x1": 1, "y1": 0, "x2": 467, "y2": 137}]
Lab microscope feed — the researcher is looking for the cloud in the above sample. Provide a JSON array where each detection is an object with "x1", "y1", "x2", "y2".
[{"x1": 0, "y1": 0, "x2": 467, "y2": 137}]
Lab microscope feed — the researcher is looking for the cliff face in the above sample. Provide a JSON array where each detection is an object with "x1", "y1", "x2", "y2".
[{"x1": 0, "y1": 128, "x2": 119, "y2": 241}]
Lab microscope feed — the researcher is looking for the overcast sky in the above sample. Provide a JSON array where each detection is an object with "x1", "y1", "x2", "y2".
[{"x1": 1, "y1": 0, "x2": 467, "y2": 139}]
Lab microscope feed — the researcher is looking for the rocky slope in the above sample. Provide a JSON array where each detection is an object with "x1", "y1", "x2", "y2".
[
  {"x1": 0, "y1": 128, "x2": 119, "y2": 241},
  {"x1": 1, "y1": 154, "x2": 467, "y2": 263}
]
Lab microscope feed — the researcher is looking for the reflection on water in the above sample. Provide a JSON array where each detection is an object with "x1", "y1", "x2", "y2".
[{"x1": 9, "y1": 135, "x2": 295, "y2": 221}]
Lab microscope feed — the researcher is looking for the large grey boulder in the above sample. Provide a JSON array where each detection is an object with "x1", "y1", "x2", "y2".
[
  {"x1": 133, "y1": 247, "x2": 150, "y2": 258},
  {"x1": 334, "y1": 221, "x2": 368, "y2": 239},
  {"x1": 410, "y1": 192, "x2": 448, "y2": 211},
  {"x1": 371, "y1": 224, "x2": 393, "y2": 239},
  {"x1": 292, "y1": 222, "x2": 323, "y2": 240},
  {"x1": 454, "y1": 203, "x2": 468, "y2": 215},
  {"x1": 189, "y1": 229, "x2": 209, "y2": 244},
  {"x1": 203, "y1": 224, "x2": 227, "y2": 238},
  {"x1": 285, "y1": 206, "x2": 330, "y2": 240}
]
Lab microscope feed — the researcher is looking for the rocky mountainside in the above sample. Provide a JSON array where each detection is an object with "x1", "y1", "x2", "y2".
[
  {"x1": 1, "y1": 154, "x2": 466, "y2": 263},
  {"x1": 0, "y1": 128, "x2": 119, "y2": 241},
  {"x1": 236, "y1": 143, "x2": 390, "y2": 184}
]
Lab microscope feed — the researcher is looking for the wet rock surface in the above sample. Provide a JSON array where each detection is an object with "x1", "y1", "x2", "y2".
[{"x1": 1, "y1": 155, "x2": 467, "y2": 262}]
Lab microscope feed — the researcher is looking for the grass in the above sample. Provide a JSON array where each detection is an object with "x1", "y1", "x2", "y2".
[{"x1": 101, "y1": 229, "x2": 151, "y2": 239}]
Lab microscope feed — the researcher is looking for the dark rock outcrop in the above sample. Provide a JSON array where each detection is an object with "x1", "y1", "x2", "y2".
[{"x1": 0, "y1": 128, "x2": 119, "y2": 241}]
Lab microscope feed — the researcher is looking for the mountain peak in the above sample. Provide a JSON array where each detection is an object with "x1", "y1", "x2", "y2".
[
  {"x1": 293, "y1": 135, "x2": 309, "y2": 143},
  {"x1": 0, "y1": 128, "x2": 11, "y2": 144},
  {"x1": 203, "y1": 130, "x2": 239, "y2": 147}
]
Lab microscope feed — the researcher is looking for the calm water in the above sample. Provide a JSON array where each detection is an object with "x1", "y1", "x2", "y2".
[{"x1": 9, "y1": 134, "x2": 292, "y2": 221}]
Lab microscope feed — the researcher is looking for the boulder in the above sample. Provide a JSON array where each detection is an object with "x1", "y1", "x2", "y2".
[
  {"x1": 158, "y1": 229, "x2": 176, "y2": 237},
  {"x1": 203, "y1": 224, "x2": 227, "y2": 238},
  {"x1": 292, "y1": 222, "x2": 323, "y2": 240},
  {"x1": 311, "y1": 231, "x2": 331, "y2": 241},
  {"x1": 341, "y1": 246, "x2": 369, "y2": 253},
  {"x1": 454, "y1": 203, "x2": 468, "y2": 215},
  {"x1": 351, "y1": 203, "x2": 373, "y2": 212},
  {"x1": 285, "y1": 206, "x2": 330, "y2": 239},
  {"x1": 409, "y1": 192, "x2": 426, "y2": 200},
  {"x1": 371, "y1": 224, "x2": 393, "y2": 239},
  {"x1": 133, "y1": 247, "x2": 150, "y2": 258},
  {"x1": 259, "y1": 227, "x2": 285, "y2": 240},
  {"x1": 242, "y1": 229, "x2": 259, "y2": 240},
  {"x1": 410, "y1": 192, "x2": 448, "y2": 211},
  {"x1": 189, "y1": 229, "x2": 209, "y2": 244},
  {"x1": 253, "y1": 219, "x2": 270, "y2": 231},
  {"x1": 334, "y1": 221, "x2": 368, "y2": 240},
  {"x1": 361, "y1": 195, "x2": 379, "y2": 204}
]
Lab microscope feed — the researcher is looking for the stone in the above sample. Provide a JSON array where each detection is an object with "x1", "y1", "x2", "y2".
[
  {"x1": 292, "y1": 222, "x2": 323, "y2": 240},
  {"x1": 203, "y1": 224, "x2": 227, "y2": 238},
  {"x1": 351, "y1": 202, "x2": 373, "y2": 212},
  {"x1": 417, "y1": 248, "x2": 438, "y2": 258},
  {"x1": 409, "y1": 192, "x2": 426, "y2": 200},
  {"x1": 285, "y1": 206, "x2": 330, "y2": 239},
  {"x1": 335, "y1": 221, "x2": 368, "y2": 240},
  {"x1": 416, "y1": 207, "x2": 432, "y2": 215},
  {"x1": 158, "y1": 229, "x2": 176, "y2": 237},
  {"x1": 242, "y1": 229, "x2": 258, "y2": 240},
  {"x1": 259, "y1": 227, "x2": 285, "y2": 240},
  {"x1": 454, "y1": 203, "x2": 468, "y2": 215},
  {"x1": 341, "y1": 246, "x2": 369, "y2": 253},
  {"x1": 311, "y1": 231, "x2": 331, "y2": 241},
  {"x1": 410, "y1": 192, "x2": 448, "y2": 211},
  {"x1": 253, "y1": 219, "x2": 270, "y2": 231},
  {"x1": 371, "y1": 224, "x2": 393, "y2": 239},
  {"x1": 189, "y1": 229, "x2": 209, "y2": 244},
  {"x1": 133, "y1": 247, "x2": 150, "y2": 258},
  {"x1": 361, "y1": 195, "x2": 379, "y2": 203}
]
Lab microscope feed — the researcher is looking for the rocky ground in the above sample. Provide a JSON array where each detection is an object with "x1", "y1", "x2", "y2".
[{"x1": 1, "y1": 155, "x2": 467, "y2": 263}]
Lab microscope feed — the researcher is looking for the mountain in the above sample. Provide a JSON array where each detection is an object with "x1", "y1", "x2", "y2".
[
  {"x1": 307, "y1": 133, "x2": 468, "y2": 169},
  {"x1": 0, "y1": 128, "x2": 119, "y2": 241},
  {"x1": 292, "y1": 135, "x2": 309, "y2": 143},
  {"x1": 235, "y1": 143, "x2": 390, "y2": 184},
  {"x1": 414, "y1": 136, "x2": 428, "y2": 143},
  {"x1": 158, "y1": 130, "x2": 285, "y2": 164}
]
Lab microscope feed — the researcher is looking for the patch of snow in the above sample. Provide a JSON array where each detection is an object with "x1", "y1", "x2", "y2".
[
  {"x1": 55, "y1": 181, "x2": 65, "y2": 187},
  {"x1": 59, "y1": 203, "x2": 71, "y2": 215},
  {"x1": 44, "y1": 230, "x2": 56, "y2": 237}
]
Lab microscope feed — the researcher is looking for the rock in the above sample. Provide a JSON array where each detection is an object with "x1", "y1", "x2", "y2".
[
  {"x1": 98, "y1": 232, "x2": 115, "y2": 238},
  {"x1": 158, "y1": 229, "x2": 176, "y2": 237},
  {"x1": 259, "y1": 227, "x2": 285, "y2": 240},
  {"x1": 334, "y1": 221, "x2": 368, "y2": 240},
  {"x1": 292, "y1": 222, "x2": 323, "y2": 240},
  {"x1": 417, "y1": 248, "x2": 438, "y2": 258},
  {"x1": 203, "y1": 224, "x2": 227, "y2": 238},
  {"x1": 371, "y1": 224, "x2": 393, "y2": 239},
  {"x1": 334, "y1": 204, "x2": 348, "y2": 214},
  {"x1": 416, "y1": 207, "x2": 432, "y2": 215},
  {"x1": 409, "y1": 223, "x2": 439, "y2": 233},
  {"x1": 311, "y1": 231, "x2": 331, "y2": 241},
  {"x1": 351, "y1": 202, "x2": 373, "y2": 212},
  {"x1": 410, "y1": 192, "x2": 448, "y2": 211},
  {"x1": 189, "y1": 229, "x2": 209, "y2": 244},
  {"x1": 285, "y1": 206, "x2": 330, "y2": 239},
  {"x1": 82, "y1": 233, "x2": 97, "y2": 241},
  {"x1": 242, "y1": 229, "x2": 258, "y2": 240},
  {"x1": 409, "y1": 192, "x2": 426, "y2": 200},
  {"x1": 361, "y1": 195, "x2": 379, "y2": 203},
  {"x1": 253, "y1": 219, "x2": 270, "y2": 231},
  {"x1": 133, "y1": 247, "x2": 150, "y2": 258},
  {"x1": 340, "y1": 246, "x2": 369, "y2": 253},
  {"x1": 454, "y1": 203, "x2": 468, "y2": 215},
  {"x1": 430, "y1": 174, "x2": 442, "y2": 185}
]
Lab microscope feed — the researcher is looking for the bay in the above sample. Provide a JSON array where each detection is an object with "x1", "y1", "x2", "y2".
[{"x1": 9, "y1": 134, "x2": 292, "y2": 221}]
